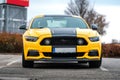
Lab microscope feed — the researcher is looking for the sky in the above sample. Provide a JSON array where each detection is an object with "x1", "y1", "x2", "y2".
[{"x1": 28, "y1": 0, "x2": 120, "y2": 43}]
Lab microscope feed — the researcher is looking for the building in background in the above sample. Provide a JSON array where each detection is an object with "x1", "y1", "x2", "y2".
[
  {"x1": 112, "y1": 39, "x2": 119, "y2": 44},
  {"x1": 0, "y1": 0, "x2": 29, "y2": 33}
]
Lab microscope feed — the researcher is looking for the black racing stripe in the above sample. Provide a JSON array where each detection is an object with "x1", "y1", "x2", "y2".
[{"x1": 50, "y1": 28, "x2": 76, "y2": 37}]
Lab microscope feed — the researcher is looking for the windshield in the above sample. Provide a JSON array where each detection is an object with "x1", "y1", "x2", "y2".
[{"x1": 31, "y1": 16, "x2": 88, "y2": 29}]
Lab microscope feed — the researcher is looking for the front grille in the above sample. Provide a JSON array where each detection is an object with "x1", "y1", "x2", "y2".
[
  {"x1": 52, "y1": 37, "x2": 77, "y2": 45},
  {"x1": 43, "y1": 52, "x2": 85, "y2": 57},
  {"x1": 40, "y1": 37, "x2": 88, "y2": 46}
]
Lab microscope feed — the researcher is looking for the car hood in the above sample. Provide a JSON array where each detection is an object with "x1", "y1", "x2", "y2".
[
  {"x1": 24, "y1": 28, "x2": 51, "y2": 37},
  {"x1": 76, "y1": 28, "x2": 99, "y2": 37},
  {"x1": 24, "y1": 28, "x2": 99, "y2": 37}
]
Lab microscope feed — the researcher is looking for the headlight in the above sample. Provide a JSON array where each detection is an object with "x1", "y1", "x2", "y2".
[
  {"x1": 44, "y1": 39, "x2": 51, "y2": 45},
  {"x1": 89, "y1": 37, "x2": 99, "y2": 42},
  {"x1": 77, "y1": 39, "x2": 84, "y2": 45},
  {"x1": 25, "y1": 36, "x2": 38, "y2": 42}
]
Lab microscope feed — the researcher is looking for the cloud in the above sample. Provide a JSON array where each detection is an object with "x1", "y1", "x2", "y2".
[
  {"x1": 95, "y1": 5, "x2": 120, "y2": 43},
  {"x1": 27, "y1": 0, "x2": 69, "y2": 20}
]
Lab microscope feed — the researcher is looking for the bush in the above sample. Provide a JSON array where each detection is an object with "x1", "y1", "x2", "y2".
[
  {"x1": 102, "y1": 44, "x2": 120, "y2": 57},
  {"x1": 0, "y1": 33, "x2": 23, "y2": 53}
]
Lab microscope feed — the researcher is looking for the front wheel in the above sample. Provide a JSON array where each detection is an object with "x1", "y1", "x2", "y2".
[
  {"x1": 89, "y1": 59, "x2": 102, "y2": 68},
  {"x1": 22, "y1": 53, "x2": 34, "y2": 68}
]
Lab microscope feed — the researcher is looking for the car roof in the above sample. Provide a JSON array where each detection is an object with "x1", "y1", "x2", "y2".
[
  {"x1": 44, "y1": 15, "x2": 72, "y2": 17},
  {"x1": 34, "y1": 15, "x2": 82, "y2": 19}
]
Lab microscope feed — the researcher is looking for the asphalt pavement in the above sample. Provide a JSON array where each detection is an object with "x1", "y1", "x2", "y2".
[{"x1": 0, "y1": 54, "x2": 120, "y2": 80}]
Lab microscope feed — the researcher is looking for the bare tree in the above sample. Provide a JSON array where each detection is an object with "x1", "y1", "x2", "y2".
[{"x1": 65, "y1": 0, "x2": 108, "y2": 35}]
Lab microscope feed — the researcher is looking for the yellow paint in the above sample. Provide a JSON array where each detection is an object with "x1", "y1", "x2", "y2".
[{"x1": 22, "y1": 15, "x2": 101, "y2": 61}]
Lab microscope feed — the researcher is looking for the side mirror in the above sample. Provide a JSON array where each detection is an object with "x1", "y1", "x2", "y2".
[
  {"x1": 19, "y1": 25, "x2": 27, "y2": 30},
  {"x1": 91, "y1": 24, "x2": 98, "y2": 30}
]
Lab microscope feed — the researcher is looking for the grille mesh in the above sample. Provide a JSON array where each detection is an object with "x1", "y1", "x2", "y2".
[
  {"x1": 40, "y1": 37, "x2": 88, "y2": 46},
  {"x1": 43, "y1": 52, "x2": 85, "y2": 57}
]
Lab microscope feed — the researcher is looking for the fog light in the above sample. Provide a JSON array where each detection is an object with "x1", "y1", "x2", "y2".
[
  {"x1": 44, "y1": 39, "x2": 51, "y2": 45},
  {"x1": 78, "y1": 39, "x2": 84, "y2": 45},
  {"x1": 88, "y1": 50, "x2": 99, "y2": 56}
]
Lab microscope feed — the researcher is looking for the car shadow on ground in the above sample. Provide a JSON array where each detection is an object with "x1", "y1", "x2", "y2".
[{"x1": 33, "y1": 62, "x2": 92, "y2": 69}]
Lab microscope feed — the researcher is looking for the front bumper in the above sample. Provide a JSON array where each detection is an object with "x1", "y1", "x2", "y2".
[
  {"x1": 23, "y1": 35, "x2": 101, "y2": 61},
  {"x1": 23, "y1": 44, "x2": 101, "y2": 62}
]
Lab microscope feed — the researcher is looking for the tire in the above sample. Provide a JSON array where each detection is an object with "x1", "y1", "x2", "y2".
[
  {"x1": 89, "y1": 57, "x2": 102, "y2": 68},
  {"x1": 89, "y1": 53, "x2": 102, "y2": 68},
  {"x1": 22, "y1": 53, "x2": 34, "y2": 68},
  {"x1": 89, "y1": 60, "x2": 101, "y2": 68}
]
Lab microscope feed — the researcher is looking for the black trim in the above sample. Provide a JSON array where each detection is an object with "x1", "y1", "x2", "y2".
[
  {"x1": 43, "y1": 52, "x2": 85, "y2": 57},
  {"x1": 40, "y1": 37, "x2": 88, "y2": 46},
  {"x1": 27, "y1": 50, "x2": 39, "y2": 56},
  {"x1": 44, "y1": 15, "x2": 72, "y2": 17},
  {"x1": 33, "y1": 58, "x2": 100, "y2": 62}
]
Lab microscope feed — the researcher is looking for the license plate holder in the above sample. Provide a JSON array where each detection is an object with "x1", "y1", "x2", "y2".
[{"x1": 53, "y1": 47, "x2": 76, "y2": 53}]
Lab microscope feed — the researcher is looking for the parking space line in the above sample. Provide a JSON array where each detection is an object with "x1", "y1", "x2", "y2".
[
  {"x1": 0, "y1": 60, "x2": 19, "y2": 69},
  {"x1": 100, "y1": 66, "x2": 109, "y2": 71},
  {"x1": 0, "y1": 66, "x2": 5, "y2": 69},
  {"x1": 6, "y1": 59, "x2": 19, "y2": 66},
  {"x1": 0, "y1": 57, "x2": 20, "y2": 69}
]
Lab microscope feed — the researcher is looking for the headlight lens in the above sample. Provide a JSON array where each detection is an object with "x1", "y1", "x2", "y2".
[
  {"x1": 77, "y1": 39, "x2": 84, "y2": 45},
  {"x1": 89, "y1": 37, "x2": 99, "y2": 42},
  {"x1": 25, "y1": 36, "x2": 38, "y2": 42}
]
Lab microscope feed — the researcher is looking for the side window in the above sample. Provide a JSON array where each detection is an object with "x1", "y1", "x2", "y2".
[{"x1": 31, "y1": 19, "x2": 38, "y2": 28}]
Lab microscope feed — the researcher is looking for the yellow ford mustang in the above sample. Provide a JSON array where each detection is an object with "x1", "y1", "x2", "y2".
[{"x1": 20, "y1": 15, "x2": 102, "y2": 68}]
